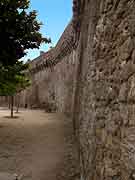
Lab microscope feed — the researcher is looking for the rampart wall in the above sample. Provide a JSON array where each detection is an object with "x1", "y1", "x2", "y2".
[{"x1": 1, "y1": 0, "x2": 135, "y2": 179}]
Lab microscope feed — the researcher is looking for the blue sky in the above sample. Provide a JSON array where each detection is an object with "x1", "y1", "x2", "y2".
[{"x1": 22, "y1": 0, "x2": 72, "y2": 62}]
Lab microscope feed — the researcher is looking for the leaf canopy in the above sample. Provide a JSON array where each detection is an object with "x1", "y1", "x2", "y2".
[{"x1": 0, "y1": 0, "x2": 51, "y2": 66}]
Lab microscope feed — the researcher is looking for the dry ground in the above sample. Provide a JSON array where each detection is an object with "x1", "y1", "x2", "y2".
[{"x1": 0, "y1": 108, "x2": 66, "y2": 180}]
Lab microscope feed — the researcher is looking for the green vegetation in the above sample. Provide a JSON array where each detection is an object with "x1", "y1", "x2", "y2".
[
  {"x1": 0, "y1": 0, "x2": 50, "y2": 117},
  {"x1": 0, "y1": 62, "x2": 30, "y2": 117}
]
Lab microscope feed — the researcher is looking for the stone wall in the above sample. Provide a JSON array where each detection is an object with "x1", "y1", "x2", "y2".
[
  {"x1": 1, "y1": 0, "x2": 135, "y2": 179},
  {"x1": 18, "y1": 0, "x2": 135, "y2": 179},
  {"x1": 74, "y1": 0, "x2": 135, "y2": 179},
  {"x1": 20, "y1": 49, "x2": 78, "y2": 115}
]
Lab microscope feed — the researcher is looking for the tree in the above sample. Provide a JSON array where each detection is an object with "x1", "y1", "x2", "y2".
[
  {"x1": 0, "y1": 0, "x2": 50, "y2": 67},
  {"x1": 0, "y1": 0, "x2": 50, "y2": 115},
  {"x1": 0, "y1": 61, "x2": 30, "y2": 118},
  {"x1": 15, "y1": 75, "x2": 31, "y2": 113}
]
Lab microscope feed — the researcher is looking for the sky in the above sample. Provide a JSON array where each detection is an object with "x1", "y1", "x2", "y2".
[{"x1": 22, "y1": 0, "x2": 72, "y2": 62}]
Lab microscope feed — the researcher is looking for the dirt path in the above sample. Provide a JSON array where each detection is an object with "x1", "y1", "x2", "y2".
[{"x1": 0, "y1": 109, "x2": 66, "y2": 180}]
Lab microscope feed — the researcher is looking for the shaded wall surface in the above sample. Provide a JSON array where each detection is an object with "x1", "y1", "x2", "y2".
[
  {"x1": 74, "y1": 0, "x2": 135, "y2": 180},
  {"x1": 21, "y1": 50, "x2": 78, "y2": 115},
  {"x1": 6, "y1": 0, "x2": 135, "y2": 179}
]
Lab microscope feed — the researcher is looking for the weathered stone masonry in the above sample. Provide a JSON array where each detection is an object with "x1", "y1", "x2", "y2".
[
  {"x1": 20, "y1": 0, "x2": 82, "y2": 112},
  {"x1": 74, "y1": 0, "x2": 135, "y2": 180},
  {"x1": 18, "y1": 0, "x2": 135, "y2": 179},
  {"x1": 20, "y1": 21, "x2": 78, "y2": 114}
]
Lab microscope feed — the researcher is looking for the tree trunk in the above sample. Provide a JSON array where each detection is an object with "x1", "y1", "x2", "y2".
[
  {"x1": 16, "y1": 100, "x2": 19, "y2": 113},
  {"x1": 11, "y1": 96, "x2": 14, "y2": 118},
  {"x1": 8, "y1": 96, "x2": 11, "y2": 109}
]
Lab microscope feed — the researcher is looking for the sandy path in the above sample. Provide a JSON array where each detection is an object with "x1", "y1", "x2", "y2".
[{"x1": 0, "y1": 109, "x2": 65, "y2": 180}]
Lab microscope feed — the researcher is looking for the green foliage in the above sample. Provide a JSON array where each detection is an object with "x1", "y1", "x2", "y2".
[
  {"x1": 0, "y1": 61, "x2": 30, "y2": 96},
  {"x1": 0, "y1": 0, "x2": 50, "y2": 96},
  {"x1": 0, "y1": 0, "x2": 51, "y2": 66},
  {"x1": 16, "y1": 74, "x2": 31, "y2": 92}
]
